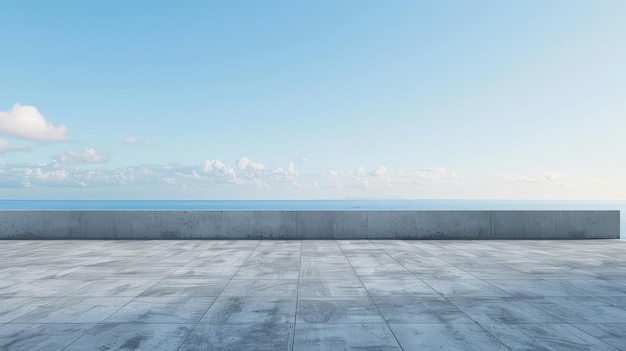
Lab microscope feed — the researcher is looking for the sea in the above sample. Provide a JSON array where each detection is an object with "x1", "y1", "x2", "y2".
[{"x1": 1, "y1": 199, "x2": 623, "y2": 238}]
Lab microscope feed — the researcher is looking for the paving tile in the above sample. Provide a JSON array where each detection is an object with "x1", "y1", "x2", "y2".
[
  {"x1": 68, "y1": 278, "x2": 159, "y2": 297},
  {"x1": 599, "y1": 296, "x2": 626, "y2": 306},
  {"x1": 293, "y1": 323, "x2": 401, "y2": 351},
  {"x1": 233, "y1": 263, "x2": 300, "y2": 280},
  {"x1": 300, "y1": 265, "x2": 358, "y2": 280},
  {"x1": 0, "y1": 323, "x2": 94, "y2": 351},
  {"x1": 422, "y1": 277, "x2": 512, "y2": 297},
  {"x1": 221, "y1": 279, "x2": 298, "y2": 298},
  {"x1": 168, "y1": 266, "x2": 239, "y2": 278},
  {"x1": 360, "y1": 277, "x2": 439, "y2": 297},
  {"x1": 3, "y1": 239, "x2": 626, "y2": 350},
  {"x1": 375, "y1": 297, "x2": 475, "y2": 324},
  {"x1": 482, "y1": 323, "x2": 619, "y2": 351},
  {"x1": 110, "y1": 266, "x2": 178, "y2": 278},
  {"x1": 13, "y1": 297, "x2": 132, "y2": 324},
  {"x1": 524, "y1": 297, "x2": 626, "y2": 323},
  {"x1": 179, "y1": 323, "x2": 293, "y2": 351},
  {"x1": 573, "y1": 324, "x2": 626, "y2": 350},
  {"x1": 200, "y1": 296, "x2": 296, "y2": 324},
  {"x1": 389, "y1": 323, "x2": 509, "y2": 351},
  {"x1": 548, "y1": 278, "x2": 626, "y2": 297},
  {"x1": 0, "y1": 298, "x2": 56, "y2": 323},
  {"x1": 104, "y1": 297, "x2": 214, "y2": 324},
  {"x1": 484, "y1": 279, "x2": 582, "y2": 298},
  {"x1": 448, "y1": 297, "x2": 562, "y2": 324},
  {"x1": 352, "y1": 265, "x2": 414, "y2": 278},
  {"x1": 64, "y1": 323, "x2": 193, "y2": 350},
  {"x1": 298, "y1": 279, "x2": 368, "y2": 298},
  {"x1": 297, "y1": 298, "x2": 384, "y2": 324},
  {"x1": 1, "y1": 279, "x2": 93, "y2": 298},
  {"x1": 138, "y1": 279, "x2": 226, "y2": 298}
]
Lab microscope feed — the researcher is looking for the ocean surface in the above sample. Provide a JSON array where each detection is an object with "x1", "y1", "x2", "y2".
[{"x1": 1, "y1": 199, "x2": 623, "y2": 238}]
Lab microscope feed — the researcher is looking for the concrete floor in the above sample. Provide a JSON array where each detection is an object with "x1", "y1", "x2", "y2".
[{"x1": 1, "y1": 240, "x2": 626, "y2": 351}]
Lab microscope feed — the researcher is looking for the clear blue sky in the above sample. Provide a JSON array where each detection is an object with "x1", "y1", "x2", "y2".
[{"x1": 1, "y1": 1, "x2": 625, "y2": 199}]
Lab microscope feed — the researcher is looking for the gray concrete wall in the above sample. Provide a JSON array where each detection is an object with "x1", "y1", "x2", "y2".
[{"x1": 0, "y1": 210, "x2": 619, "y2": 240}]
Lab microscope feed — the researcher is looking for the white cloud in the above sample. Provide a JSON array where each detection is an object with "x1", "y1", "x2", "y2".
[
  {"x1": 370, "y1": 165, "x2": 387, "y2": 177},
  {"x1": 236, "y1": 157, "x2": 250, "y2": 171},
  {"x1": 123, "y1": 136, "x2": 152, "y2": 146},
  {"x1": 202, "y1": 159, "x2": 236, "y2": 179},
  {"x1": 0, "y1": 103, "x2": 68, "y2": 142},
  {"x1": 501, "y1": 171, "x2": 569, "y2": 184},
  {"x1": 0, "y1": 139, "x2": 30, "y2": 154},
  {"x1": 322, "y1": 165, "x2": 458, "y2": 189},
  {"x1": 0, "y1": 158, "x2": 623, "y2": 199},
  {"x1": 54, "y1": 148, "x2": 109, "y2": 164}
]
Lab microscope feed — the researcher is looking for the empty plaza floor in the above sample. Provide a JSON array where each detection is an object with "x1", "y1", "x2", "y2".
[{"x1": 1, "y1": 240, "x2": 626, "y2": 350}]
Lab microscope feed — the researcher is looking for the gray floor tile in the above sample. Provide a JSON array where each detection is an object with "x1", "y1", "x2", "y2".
[
  {"x1": 68, "y1": 278, "x2": 159, "y2": 297},
  {"x1": 573, "y1": 324, "x2": 626, "y2": 350},
  {"x1": 526, "y1": 296, "x2": 626, "y2": 323},
  {"x1": 0, "y1": 298, "x2": 56, "y2": 323},
  {"x1": 179, "y1": 323, "x2": 293, "y2": 351},
  {"x1": 64, "y1": 323, "x2": 194, "y2": 351},
  {"x1": 110, "y1": 266, "x2": 178, "y2": 278},
  {"x1": 221, "y1": 279, "x2": 298, "y2": 297},
  {"x1": 389, "y1": 323, "x2": 509, "y2": 351},
  {"x1": 297, "y1": 298, "x2": 384, "y2": 324},
  {"x1": 138, "y1": 279, "x2": 226, "y2": 298},
  {"x1": 168, "y1": 266, "x2": 239, "y2": 278},
  {"x1": 360, "y1": 278, "x2": 439, "y2": 297},
  {"x1": 293, "y1": 323, "x2": 401, "y2": 351},
  {"x1": 104, "y1": 297, "x2": 214, "y2": 324},
  {"x1": 549, "y1": 278, "x2": 626, "y2": 297},
  {"x1": 1, "y1": 279, "x2": 92, "y2": 298},
  {"x1": 233, "y1": 263, "x2": 300, "y2": 280},
  {"x1": 298, "y1": 279, "x2": 368, "y2": 298},
  {"x1": 2, "y1": 240, "x2": 626, "y2": 350},
  {"x1": 423, "y1": 277, "x2": 512, "y2": 297},
  {"x1": 485, "y1": 279, "x2": 585, "y2": 298},
  {"x1": 449, "y1": 297, "x2": 562, "y2": 324},
  {"x1": 13, "y1": 297, "x2": 132, "y2": 324},
  {"x1": 482, "y1": 323, "x2": 619, "y2": 350},
  {"x1": 200, "y1": 296, "x2": 296, "y2": 324},
  {"x1": 0, "y1": 323, "x2": 94, "y2": 351},
  {"x1": 375, "y1": 297, "x2": 475, "y2": 324}
]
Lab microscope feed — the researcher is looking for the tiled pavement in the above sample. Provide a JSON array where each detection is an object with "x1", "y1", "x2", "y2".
[{"x1": 1, "y1": 239, "x2": 626, "y2": 350}]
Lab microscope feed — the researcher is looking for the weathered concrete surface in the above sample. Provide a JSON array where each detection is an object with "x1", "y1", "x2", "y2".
[
  {"x1": 0, "y1": 210, "x2": 619, "y2": 239},
  {"x1": 2, "y1": 239, "x2": 626, "y2": 350}
]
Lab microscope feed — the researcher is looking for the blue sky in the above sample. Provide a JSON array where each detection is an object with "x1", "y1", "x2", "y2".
[{"x1": 1, "y1": 1, "x2": 625, "y2": 199}]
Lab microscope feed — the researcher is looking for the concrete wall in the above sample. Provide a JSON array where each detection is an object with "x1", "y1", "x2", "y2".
[{"x1": 0, "y1": 210, "x2": 619, "y2": 240}]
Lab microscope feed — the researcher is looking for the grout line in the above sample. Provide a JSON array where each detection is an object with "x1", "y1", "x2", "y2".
[
  {"x1": 290, "y1": 239, "x2": 304, "y2": 351},
  {"x1": 175, "y1": 239, "x2": 262, "y2": 351},
  {"x1": 370, "y1": 239, "x2": 513, "y2": 351},
  {"x1": 336, "y1": 239, "x2": 405, "y2": 351}
]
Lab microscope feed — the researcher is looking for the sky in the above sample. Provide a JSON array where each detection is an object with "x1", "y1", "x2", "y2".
[{"x1": 1, "y1": 1, "x2": 625, "y2": 200}]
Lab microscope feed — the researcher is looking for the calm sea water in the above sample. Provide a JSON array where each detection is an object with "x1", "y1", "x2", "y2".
[{"x1": 1, "y1": 199, "x2": 623, "y2": 237}]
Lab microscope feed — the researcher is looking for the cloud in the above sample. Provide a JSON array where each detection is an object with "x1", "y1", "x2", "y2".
[
  {"x1": 322, "y1": 165, "x2": 458, "y2": 189},
  {"x1": 0, "y1": 103, "x2": 68, "y2": 142},
  {"x1": 54, "y1": 148, "x2": 109, "y2": 164},
  {"x1": 501, "y1": 171, "x2": 569, "y2": 184},
  {"x1": 0, "y1": 156, "x2": 620, "y2": 199},
  {"x1": 236, "y1": 157, "x2": 250, "y2": 171},
  {"x1": 0, "y1": 139, "x2": 30, "y2": 154},
  {"x1": 236, "y1": 157, "x2": 265, "y2": 171},
  {"x1": 123, "y1": 136, "x2": 152, "y2": 146},
  {"x1": 370, "y1": 165, "x2": 387, "y2": 177}
]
